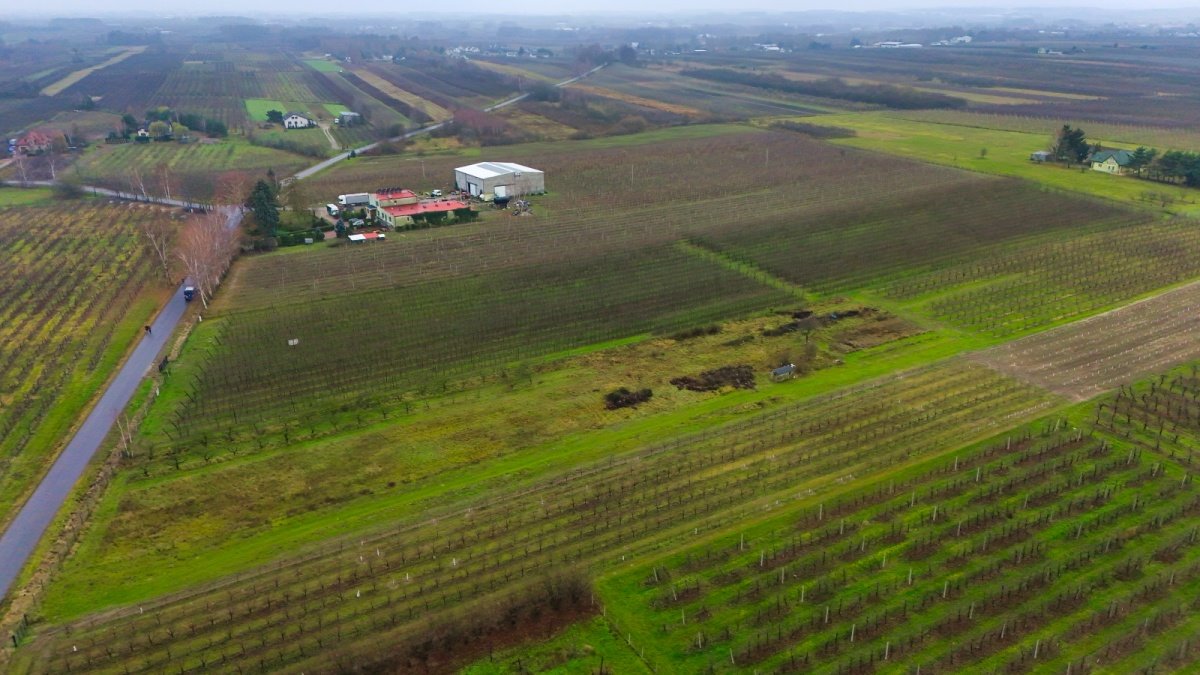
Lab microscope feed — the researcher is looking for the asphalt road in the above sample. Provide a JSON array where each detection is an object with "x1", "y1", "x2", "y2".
[
  {"x1": 0, "y1": 62, "x2": 606, "y2": 602},
  {"x1": 0, "y1": 207, "x2": 240, "y2": 600}
]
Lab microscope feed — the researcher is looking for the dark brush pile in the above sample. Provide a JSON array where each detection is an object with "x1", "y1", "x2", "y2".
[
  {"x1": 605, "y1": 387, "x2": 654, "y2": 409},
  {"x1": 670, "y1": 365, "x2": 756, "y2": 392}
]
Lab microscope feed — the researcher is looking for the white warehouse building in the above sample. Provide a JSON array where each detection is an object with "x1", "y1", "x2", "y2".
[{"x1": 454, "y1": 162, "x2": 545, "y2": 199}]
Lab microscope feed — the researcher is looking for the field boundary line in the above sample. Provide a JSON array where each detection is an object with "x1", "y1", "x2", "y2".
[{"x1": 675, "y1": 239, "x2": 810, "y2": 302}]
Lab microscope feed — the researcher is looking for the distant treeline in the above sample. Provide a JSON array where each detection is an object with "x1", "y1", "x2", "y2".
[
  {"x1": 769, "y1": 120, "x2": 857, "y2": 139},
  {"x1": 680, "y1": 68, "x2": 966, "y2": 110}
]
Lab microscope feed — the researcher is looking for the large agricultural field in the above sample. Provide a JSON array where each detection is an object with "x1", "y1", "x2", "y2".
[
  {"x1": 10, "y1": 18, "x2": 1200, "y2": 675},
  {"x1": 0, "y1": 200, "x2": 176, "y2": 528},
  {"x1": 16, "y1": 111, "x2": 1200, "y2": 673}
]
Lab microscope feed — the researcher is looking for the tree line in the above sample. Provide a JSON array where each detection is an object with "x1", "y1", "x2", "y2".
[{"x1": 1054, "y1": 124, "x2": 1200, "y2": 186}]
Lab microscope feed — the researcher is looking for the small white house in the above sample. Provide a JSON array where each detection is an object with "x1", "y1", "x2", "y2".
[
  {"x1": 454, "y1": 162, "x2": 545, "y2": 198},
  {"x1": 1089, "y1": 150, "x2": 1133, "y2": 175},
  {"x1": 283, "y1": 113, "x2": 313, "y2": 129}
]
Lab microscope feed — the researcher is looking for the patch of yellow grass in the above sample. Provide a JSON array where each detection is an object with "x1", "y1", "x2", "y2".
[
  {"x1": 495, "y1": 107, "x2": 578, "y2": 140},
  {"x1": 41, "y1": 47, "x2": 146, "y2": 97},
  {"x1": 987, "y1": 86, "x2": 1103, "y2": 101},
  {"x1": 566, "y1": 83, "x2": 704, "y2": 117},
  {"x1": 349, "y1": 67, "x2": 453, "y2": 121},
  {"x1": 765, "y1": 68, "x2": 1037, "y2": 105},
  {"x1": 472, "y1": 60, "x2": 557, "y2": 82}
]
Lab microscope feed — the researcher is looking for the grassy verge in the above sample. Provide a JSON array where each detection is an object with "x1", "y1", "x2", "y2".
[{"x1": 801, "y1": 112, "x2": 1200, "y2": 215}]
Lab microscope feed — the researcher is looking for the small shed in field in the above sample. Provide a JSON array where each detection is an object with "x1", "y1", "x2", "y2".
[
  {"x1": 771, "y1": 364, "x2": 796, "y2": 382},
  {"x1": 454, "y1": 162, "x2": 545, "y2": 199},
  {"x1": 1029, "y1": 150, "x2": 1052, "y2": 162}
]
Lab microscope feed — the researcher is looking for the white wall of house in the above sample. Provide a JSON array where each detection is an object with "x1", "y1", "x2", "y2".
[
  {"x1": 1091, "y1": 158, "x2": 1123, "y2": 174},
  {"x1": 284, "y1": 115, "x2": 311, "y2": 129}
]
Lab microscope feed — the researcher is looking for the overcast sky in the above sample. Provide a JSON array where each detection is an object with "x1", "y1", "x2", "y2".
[
  {"x1": 2, "y1": 1, "x2": 1200, "y2": 17},
  {"x1": 7, "y1": 2, "x2": 1200, "y2": 19}
]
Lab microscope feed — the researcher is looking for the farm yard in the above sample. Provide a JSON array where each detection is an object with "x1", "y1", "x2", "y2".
[
  {"x1": 0, "y1": 201, "x2": 175, "y2": 528},
  {"x1": 12, "y1": 23, "x2": 1200, "y2": 675}
]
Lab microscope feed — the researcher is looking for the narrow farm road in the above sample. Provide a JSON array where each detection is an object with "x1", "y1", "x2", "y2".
[
  {"x1": 318, "y1": 122, "x2": 341, "y2": 151},
  {"x1": 289, "y1": 63, "x2": 606, "y2": 182},
  {"x1": 0, "y1": 206, "x2": 242, "y2": 601}
]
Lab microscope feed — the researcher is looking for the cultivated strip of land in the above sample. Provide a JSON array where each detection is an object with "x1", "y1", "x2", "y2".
[
  {"x1": 972, "y1": 278, "x2": 1200, "y2": 400},
  {"x1": 40, "y1": 47, "x2": 146, "y2": 97}
]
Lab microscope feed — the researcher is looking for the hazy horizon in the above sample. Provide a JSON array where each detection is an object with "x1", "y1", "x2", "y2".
[{"x1": 5, "y1": 3, "x2": 1200, "y2": 21}]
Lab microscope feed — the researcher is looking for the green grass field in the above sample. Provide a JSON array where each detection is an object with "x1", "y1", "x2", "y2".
[
  {"x1": 0, "y1": 186, "x2": 54, "y2": 206},
  {"x1": 302, "y1": 58, "x2": 344, "y2": 73},
  {"x1": 801, "y1": 112, "x2": 1200, "y2": 215},
  {"x1": 244, "y1": 98, "x2": 343, "y2": 122}
]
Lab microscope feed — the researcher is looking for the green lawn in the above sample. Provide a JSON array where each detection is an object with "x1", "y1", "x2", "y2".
[
  {"x1": 302, "y1": 58, "x2": 344, "y2": 73},
  {"x1": 0, "y1": 186, "x2": 54, "y2": 206},
  {"x1": 244, "y1": 98, "x2": 343, "y2": 123},
  {"x1": 802, "y1": 112, "x2": 1200, "y2": 215}
]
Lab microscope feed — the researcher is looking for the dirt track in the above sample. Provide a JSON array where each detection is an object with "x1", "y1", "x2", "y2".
[{"x1": 972, "y1": 279, "x2": 1200, "y2": 401}]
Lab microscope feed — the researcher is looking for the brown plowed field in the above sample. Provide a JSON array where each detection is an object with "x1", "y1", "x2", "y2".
[{"x1": 972, "y1": 279, "x2": 1200, "y2": 400}]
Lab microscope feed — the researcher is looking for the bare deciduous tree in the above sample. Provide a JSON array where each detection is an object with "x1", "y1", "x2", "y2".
[
  {"x1": 214, "y1": 170, "x2": 254, "y2": 208},
  {"x1": 129, "y1": 166, "x2": 149, "y2": 200},
  {"x1": 13, "y1": 154, "x2": 29, "y2": 185},
  {"x1": 139, "y1": 214, "x2": 175, "y2": 281},
  {"x1": 176, "y1": 210, "x2": 238, "y2": 308},
  {"x1": 155, "y1": 162, "x2": 176, "y2": 203}
]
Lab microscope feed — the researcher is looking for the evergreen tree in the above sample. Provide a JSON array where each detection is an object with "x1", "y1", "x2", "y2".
[{"x1": 247, "y1": 180, "x2": 281, "y2": 237}]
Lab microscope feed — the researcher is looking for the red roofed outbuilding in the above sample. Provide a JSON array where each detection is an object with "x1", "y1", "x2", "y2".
[
  {"x1": 14, "y1": 130, "x2": 58, "y2": 155},
  {"x1": 378, "y1": 198, "x2": 472, "y2": 228}
]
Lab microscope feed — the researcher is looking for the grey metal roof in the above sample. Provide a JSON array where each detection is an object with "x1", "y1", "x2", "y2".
[{"x1": 455, "y1": 161, "x2": 542, "y2": 180}]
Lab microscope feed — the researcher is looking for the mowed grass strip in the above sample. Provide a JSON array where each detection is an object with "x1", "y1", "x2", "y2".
[
  {"x1": 40, "y1": 46, "x2": 145, "y2": 96},
  {"x1": 302, "y1": 58, "x2": 344, "y2": 73},
  {"x1": 801, "y1": 112, "x2": 1200, "y2": 214}
]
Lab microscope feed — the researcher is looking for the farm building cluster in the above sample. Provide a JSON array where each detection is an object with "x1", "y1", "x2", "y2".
[{"x1": 325, "y1": 161, "x2": 544, "y2": 234}]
